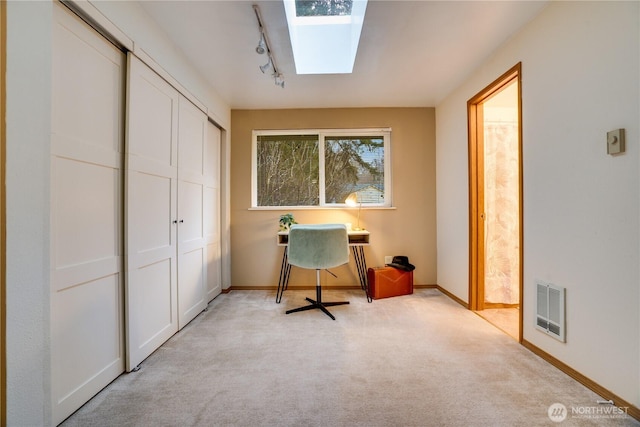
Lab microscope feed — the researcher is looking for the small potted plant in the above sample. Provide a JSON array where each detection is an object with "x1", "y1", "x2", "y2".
[{"x1": 279, "y1": 213, "x2": 297, "y2": 231}]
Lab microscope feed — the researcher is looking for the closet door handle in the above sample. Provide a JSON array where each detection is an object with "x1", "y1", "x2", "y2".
[
  {"x1": 172, "y1": 220, "x2": 178, "y2": 224},
  {"x1": 179, "y1": 219, "x2": 184, "y2": 223}
]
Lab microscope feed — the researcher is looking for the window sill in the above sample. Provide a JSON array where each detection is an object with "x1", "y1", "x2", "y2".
[{"x1": 248, "y1": 206, "x2": 397, "y2": 211}]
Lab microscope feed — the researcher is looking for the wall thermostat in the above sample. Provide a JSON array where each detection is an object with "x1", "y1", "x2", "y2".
[{"x1": 607, "y1": 128, "x2": 625, "y2": 155}]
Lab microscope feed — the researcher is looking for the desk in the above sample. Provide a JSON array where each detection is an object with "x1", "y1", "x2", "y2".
[{"x1": 275, "y1": 229, "x2": 372, "y2": 304}]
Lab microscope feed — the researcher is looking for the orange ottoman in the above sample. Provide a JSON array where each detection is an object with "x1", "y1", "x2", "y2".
[{"x1": 367, "y1": 267, "x2": 413, "y2": 299}]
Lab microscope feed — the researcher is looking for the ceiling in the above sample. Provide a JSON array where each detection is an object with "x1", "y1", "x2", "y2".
[{"x1": 137, "y1": 1, "x2": 548, "y2": 110}]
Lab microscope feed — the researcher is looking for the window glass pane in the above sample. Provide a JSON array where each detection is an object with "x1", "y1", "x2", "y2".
[
  {"x1": 295, "y1": 0, "x2": 353, "y2": 16},
  {"x1": 256, "y1": 135, "x2": 319, "y2": 206},
  {"x1": 325, "y1": 136, "x2": 384, "y2": 204}
]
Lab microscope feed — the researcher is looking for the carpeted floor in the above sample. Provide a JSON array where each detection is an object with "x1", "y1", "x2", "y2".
[{"x1": 61, "y1": 289, "x2": 639, "y2": 426}]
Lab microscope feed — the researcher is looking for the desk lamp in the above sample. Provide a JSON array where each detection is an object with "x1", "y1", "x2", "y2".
[{"x1": 345, "y1": 192, "x2": 363, "y2": 231}]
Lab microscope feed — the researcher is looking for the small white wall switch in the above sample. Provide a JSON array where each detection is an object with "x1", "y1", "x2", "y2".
[
  {"x1": 607, "y1": 128, "x2": 625, "y2": 155},
  {"x1": 384, "y1": 255, "x2": 393, "y2": 264}
]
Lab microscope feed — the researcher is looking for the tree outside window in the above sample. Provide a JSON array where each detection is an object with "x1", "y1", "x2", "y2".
[
  {"x1": 295, "y1": 0, "x2": 353, "y2": 17},
  {"x1": 253, "y1": 129, "x2": 390, "y2": 208}
]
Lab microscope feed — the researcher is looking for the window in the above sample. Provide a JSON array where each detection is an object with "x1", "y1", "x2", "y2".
[{"x1": 252, "y1": 129, "x2": 391, "y2": 208}]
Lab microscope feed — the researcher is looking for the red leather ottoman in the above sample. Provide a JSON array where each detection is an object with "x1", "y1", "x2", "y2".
[{"x1": 367, "y1": 267, "x2": 413, "y2": 300}]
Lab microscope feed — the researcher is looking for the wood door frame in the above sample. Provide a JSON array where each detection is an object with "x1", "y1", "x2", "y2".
[{"x1": 468, "y1": 62, "x2": 523, "y2": 342}]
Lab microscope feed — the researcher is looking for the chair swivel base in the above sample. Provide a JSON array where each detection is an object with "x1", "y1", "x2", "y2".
[
  {"x1": 285, "y1": 270, "x2": 349, "y2": 320},
  {"x1": 286, "y1": 298, "x2": 349, "y2": 320}
]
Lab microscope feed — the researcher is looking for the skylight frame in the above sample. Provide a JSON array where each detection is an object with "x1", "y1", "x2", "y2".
[{"x1": 283, "y1": 0, "x2": 368, "y2": 74}]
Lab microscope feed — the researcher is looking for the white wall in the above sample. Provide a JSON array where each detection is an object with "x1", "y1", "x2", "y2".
[
  {"x1": 436, "y1": 1, "x2": 639, "y2": 407},
  {"x1": 5, "y1": 1, "x2": 231, "y2": 424},
  {"x1": 6, "y1": 2, "x2": 53, "y2": 424}
]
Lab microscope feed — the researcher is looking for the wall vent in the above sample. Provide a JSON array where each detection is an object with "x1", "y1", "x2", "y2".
[{"x1": 536, "y1": 280, "x2": 566, "y2": 342}]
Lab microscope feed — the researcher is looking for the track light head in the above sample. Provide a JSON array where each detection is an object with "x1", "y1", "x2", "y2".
[
  {"x1": 256, "y1": 33, "x2": 266, "y2": 54},
  {"x1": 275, "y1": 73, "x2": 285, "y2": 88},
  {"x1": 259, "y1": 57, "x2": 272, "y2": 74}
]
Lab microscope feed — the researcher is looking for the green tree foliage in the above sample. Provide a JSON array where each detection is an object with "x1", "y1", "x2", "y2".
[
  {"x1": 295, "y1": 0, "x2": 352, "y2": 17},
  {"x1": 325, "y1": 137, "x2": 383, "y2": 203}
]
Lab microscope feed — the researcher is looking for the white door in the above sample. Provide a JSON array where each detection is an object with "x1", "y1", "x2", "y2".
[
  {"x1": 51, "y1": 4, "x2": 125, "y2": 423},
  {"x1": 125, "y1": 54, "x2": 179, "y2": 370},
  {"x1": 177, "y1": 96, "x2": 208, "y2": 328},
  {"x1": 205, "y1": 122, "x2": 222, "y2": 301}
]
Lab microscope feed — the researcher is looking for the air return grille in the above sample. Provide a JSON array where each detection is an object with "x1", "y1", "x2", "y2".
[{"x1": 536, "y1": 280, "x2": 566, "y2": 342}]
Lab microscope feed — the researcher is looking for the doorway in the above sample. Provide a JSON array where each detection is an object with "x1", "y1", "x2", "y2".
[{"x1": 468, "y1": 63, "x2": 522, "y2": 342}]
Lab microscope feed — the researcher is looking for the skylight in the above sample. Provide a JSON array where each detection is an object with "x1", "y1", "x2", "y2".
[{"x1": 283, "y1": 0, "x2": 368, "y2": 74}]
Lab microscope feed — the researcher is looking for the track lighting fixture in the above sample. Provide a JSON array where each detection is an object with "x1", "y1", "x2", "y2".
[
  {"x1": 259, "y1": 57, "x2": 272, "y2": 74},
  {"x1": 274, "y1": 73, "x2": 285, "y2": 88},
  {"x1": 256, "y1": 33, "x2": 266, "y2": 55},
  {"x1": 253, "y1": 4, "x2": 285, "y2": 89}
]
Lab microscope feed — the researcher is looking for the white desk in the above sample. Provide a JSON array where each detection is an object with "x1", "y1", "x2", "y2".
[
  {"x1": 277, "y1": 229, "x2": 370, "y2": 246},
  {"x1": 275, "y1": 229, "x2": 372, "y2": 303}
]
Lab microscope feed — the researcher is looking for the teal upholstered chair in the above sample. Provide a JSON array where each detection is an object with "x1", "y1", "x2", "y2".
[{"x1": 285, "y1": 224, "x2": 350, "y2": 320}]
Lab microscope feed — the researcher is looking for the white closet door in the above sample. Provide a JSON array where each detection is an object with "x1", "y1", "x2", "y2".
[
  {"x1": 205, "y1": 122, "x2": 222, "y2": 301},
  {"x1": 51, "y1": 4, "x2": 125, "y2": 424},
  {"x1": 125, "y1": 54, "x2": 179, "y2": 370},
  {"x1": 177, "y1": 96, "x2": 208, "y2": 328}
]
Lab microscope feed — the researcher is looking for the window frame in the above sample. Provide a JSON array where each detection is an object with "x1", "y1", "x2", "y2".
[{"x1": 251, "y1": 128, "x2": 392, "y2": 209}]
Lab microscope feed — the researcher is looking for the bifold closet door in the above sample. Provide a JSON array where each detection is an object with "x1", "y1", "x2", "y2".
[
  {"x1": 176, "y1": 96, "x2": 207, "y2": 329},
  {"x1": 205, "y1": 122, "x2": 222, "y2": 301},
  {"x1": 125, "y1": 54, "x2": 179, "y2": 371},
  {"x1": 51, "y1": 4, "x2": 125, "y2": 424}
]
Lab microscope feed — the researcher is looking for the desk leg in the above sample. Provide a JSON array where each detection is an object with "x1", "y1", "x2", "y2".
[
  {"x1": 276, "y1": 247, "x2": 291, "y2": 303},
  {"x1": 352, "y1": 246, "x2": 372, "y2": 303}
]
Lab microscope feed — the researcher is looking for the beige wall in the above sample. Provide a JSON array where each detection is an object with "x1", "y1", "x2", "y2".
[{"x1": 230, "y1": 108, "x2": 436, "y2": 288}]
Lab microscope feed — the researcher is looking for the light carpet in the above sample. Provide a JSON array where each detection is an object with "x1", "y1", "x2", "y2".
[{"x1": 61, "y1": 289, "x2": 639, "y2": 426}]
